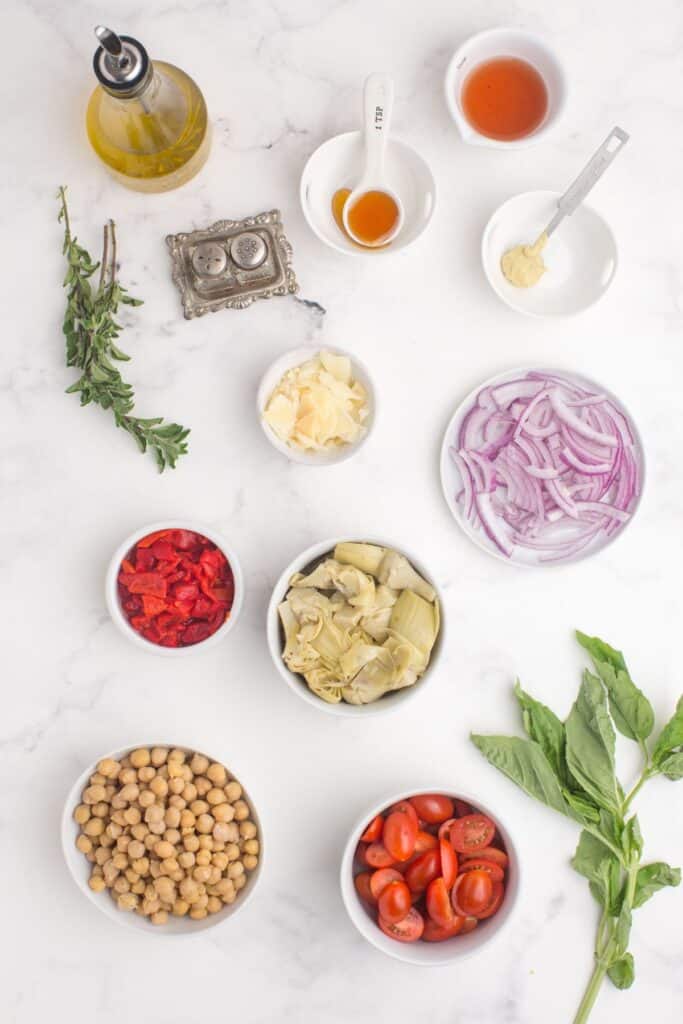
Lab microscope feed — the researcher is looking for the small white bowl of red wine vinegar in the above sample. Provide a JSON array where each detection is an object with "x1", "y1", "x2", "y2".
[{"x1": 444, "y1": 27, "x2": 567, "y2": 149}]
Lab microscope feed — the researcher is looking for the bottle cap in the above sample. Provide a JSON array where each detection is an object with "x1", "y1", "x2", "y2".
[{"x1": 93, "y1": 26, "x2": 151, "y2": 95}]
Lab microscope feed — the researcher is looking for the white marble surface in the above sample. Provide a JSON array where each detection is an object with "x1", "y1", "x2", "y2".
[{"x1": 2, "y1": 0, "x2": 683, "y2": 1021}]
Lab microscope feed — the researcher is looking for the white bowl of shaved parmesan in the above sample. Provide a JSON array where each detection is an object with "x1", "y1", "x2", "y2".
[{"x1": 257, "y1": 346, "x2": 376, "y2": 465}]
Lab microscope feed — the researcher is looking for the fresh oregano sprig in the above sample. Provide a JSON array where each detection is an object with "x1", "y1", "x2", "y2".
[
  {"x1": 57, "y1": 186, "x2": 190, "y2": 471},
  {"x1": 471, "y1": 631, "x2": 682, "y2": 1024}
]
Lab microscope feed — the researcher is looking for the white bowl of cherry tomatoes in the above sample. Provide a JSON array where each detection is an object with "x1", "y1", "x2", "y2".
[{"x1": 340, "y1": 789, "x2": 519, "y2": 965}]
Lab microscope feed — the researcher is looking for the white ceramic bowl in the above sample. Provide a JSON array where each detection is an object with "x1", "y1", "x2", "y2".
[
  {"x1": 482, "y1": 191, "x2": 618, "y2": 317},
  {"x1": 445, "y1": 27, "x2": 567, "y2": 148},
  {"x1": 257, "y1": 346, "x2": 376, "y2": 465},
  {"x1": 267, "y1": 537, "x2": 443, "y2": 717},
  {"x1": 61, "y1": 743, "x2": 263, "y2": 935},
  {"x1": 300, "y1": 131, "x2": 436, "y2": 256},
  {"x1": 105, "y1": 520, "x2": 244, "y2": 656},
  {"x1": 340, "y1": 787, "x2": 519, "y2": 965},
  {"x1": 439, "y1": 366, "x2": 645, "y2": 567}
]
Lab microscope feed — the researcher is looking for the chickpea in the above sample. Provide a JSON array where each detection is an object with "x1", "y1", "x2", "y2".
[
  {"x1": 130, "y1": 748, "x2": 151, "y2": 769},
  {"x1": 224, "y1": 781, "x2": 242, "y2": 803},
  {"x1": 74, "y1": 804, "x2": 90, "y2": 825},
  {"x1": 149, "y1": 820, "x2": 165, "y2": 836},
  {"x1": 168, "y1": 748, "x2": 186, "y2": 764},
  {"x1": 144, "y1": 804, "x2": 164, "y2": 825},
  {"x1": 154, "y1": 840, "x2": 175, "y2": 860},
  {"x1": 160, "y1": 857, "x2": 179, "y2": 876},
  {"x1": 183, "y1": 835, "x2": 200, "y2": 853},
  {"x1": 89, "y1": 874, "x2": 106, "y2": 893},
  {"x1": 193, "y1": 866, "x2": 212, "y2": 884},
  {"x1": 84, "y1": 817, "x2": 104, "y2": 837},
  {"x1": 195, "y1": 849, "x2": 211, "y2": 867},
  {"x1": 196, "y1": 814, "x2": 214, "y2": 834},
  {"x1": 116, "y1": 835, "x2": 131, "y2": 853},
  {"x1": 164, "y1": 806, "x2": 181, "y2": 829},
  {"x1": 168, "y1": 795, "x2": 187, "y2": 810},
  {"x1": 179, "y1": 878, "x2": 200, "y2": 903},
  {"x1": 130, "y1": 824, "x2": 148, "y2": 842},
  {"x1": 127, "y1": 839, "x2": 145, "y2": 860},
  {"x1": 164, "y1": 829, "x2": 181, "y2": 846},
  {"x1": 106, "y1": 821, "x2": 123, "y2": 840},
  {"x1": 216, "y1": 877, "x2": 235, "y2": 900},
  {"x1": 110, "y1": 795, "x2": 126, "y2": 810},
  {"x1": 151, "y1": 910, "x2": 168, "y2": 925},
  {"x1": 198, "y1": 834, "x2": 213, "y2": 851},
  {"x1": 120, "y1": 756, "x2": 132, "y2": 768},
  {"x1": 228, "y1": 861, "x2": 245, "y2": 880},
  {"x1": 149, "y1": 776, "x2": 168, "y2": 798},
  {"x1": 138, "y1": 789, "x2": 155, "y2": 808},
  {"x1": 83, "y1": 784, "x2": 106, "y2": 804},
  {"x1": 224, "y1": 822, "x2": 240, "y2": 844},
  {"x1": 119, "y1": 783, "x2": 140, "y2": 803},
  {"x1": 194, "y1": 776, "x2": 211, "y2": 797},
  {"x1": 138, "y1": 766, "x2": 156, "y2": 783},
  {"x1": 117, "y1": 893, "x2": 138, "y2": 911},
  {"x1": 173, "y1": 899, "x2": 189, "y2": 916},
  {"x1": 180, "y1": 810, "x2": 196, "y2": 829},
  {"x1": 207, "y1": 763, "x2": 227, "y2": 787},
  {"x1": 118, "y1": 768, "x2": 137, "y2": 786},
  {"x1": 213, "y1": 803, "x2": 235, "y2": 824},
  {"x1": 234, "y1": 874, "x2": 246, "y2": 892},
  {"x1": 168, "y1": 762, "x2": 184, "y2": 780},
  {"x1": 207, "y1": 895, "x2": 222, "y2": 914},
  {"x1": 132, "y1": 857, "x2": 150, "y2": 875},
  {"x1": 243, "y1": 839, "x2": 259, "y2": 856},
  {"x1": 123, "y1": 806, "x2": 141, "y2": 826},
  {"x1": 243, "y1": 855, "x2": 258, "y2": 871},
  {"x1": 113, "y1": 876, "x2": 131, "y2": 894},
  {"x1": 179, "y1": 851, "x2": 195, "y2": 869},
  {"x1": 233, "y1": 800, "x2": 249, "y2": 822},
  {"x1": 132, "y1": 880, "x2": 146, "y2": 895},
  {"x1": 89, "y1": 772, "x2": 107, "y2": 786},
  {"x1": 112, "y1": 852, "x2": 128, "y2": 870},
  {"x1": 189, "y1": 907, "x2": 207, "y2": 920},
  {"x1": 239, "y1": 820, "x2": 257, "y2": 840},
  {"x1": 95, "y1": 847, "x2": 110, "y2": 866},
  {"x1": 205, "y1": 787, "x2": 224, "y2": 807},
  {"x1": 100, "y1": 834, "x2": 115, "y2": 849},
  {"x1": 213, "y1": 841, "x2": 225, "y2": 853},
  {"x1": 126, "y1": 869, "x2": 140, "y2": 884},
  {"x1": 97, "y1": 758, "x2": 120, "y2": 778},
  {"x1": 212, "y1": 852, "x2": 228, "y2": 871},
  {"x1": 181, "y1": 783, "x2": 197, "y2": 803},
  {"x1": 151, "y1": 747, "x2": 169, "y2": 767},
  {"x1": 225, "y1": 843, "x2": 240, "y2": 862},
  {"x1": 110, "y1": 809, "x2": 127, "y2": 827},
  {"x1": 76, "y1": 834, "x2": 92, "y2": 854},
  {"x1": 212, "y1": 822, "x2": 232, "y2": 843},
  {"x1": 153, "y1": 877, "x2": 175, "y2": 898},
  {"x1": 142, "y1": 896, "x2": 161, "y2": 915},
  {"x1": 190, "y1": 754, "x2": 209, "y2": 775},
  {"x1": 92, "y1": 802, "x2": 110, "y2": 819},
  {"x1": 190, "y1": 800, "x2": 209, "y2": 817},
  {"x1": 149, "y1": 861, "x2": 161, "y2": 879}
]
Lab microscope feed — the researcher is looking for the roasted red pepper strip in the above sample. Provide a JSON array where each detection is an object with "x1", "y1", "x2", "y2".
[{"x1": 126, "y1": 573, "x2": 167, "y2": 598}]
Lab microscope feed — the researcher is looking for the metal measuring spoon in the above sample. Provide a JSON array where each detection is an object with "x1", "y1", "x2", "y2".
[
  {"x1": 342, "y1": 73, "x2": 405, "y2": 248},
  {"x1": 501, "y1": 126, "x2": 629, "y2": 288}
]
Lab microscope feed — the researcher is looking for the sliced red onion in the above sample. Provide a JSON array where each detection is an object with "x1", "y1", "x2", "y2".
[{"x1": 452, "y1": 370, "x2": 642, "y2": 563}]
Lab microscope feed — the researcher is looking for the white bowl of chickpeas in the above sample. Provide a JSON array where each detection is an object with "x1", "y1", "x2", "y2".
[{"x1": 61, "y1": 744, "x2": 263, "y2": 934}]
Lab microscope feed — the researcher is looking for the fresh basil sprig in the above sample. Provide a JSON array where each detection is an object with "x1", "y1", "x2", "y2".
[{"x1": 471, "y1": 631, "x2": 681, "y2": 1024}]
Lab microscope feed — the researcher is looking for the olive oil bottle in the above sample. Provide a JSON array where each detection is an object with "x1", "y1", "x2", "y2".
[{"x1": 86, "y1": 26, "x2": 211, "y2": 192}]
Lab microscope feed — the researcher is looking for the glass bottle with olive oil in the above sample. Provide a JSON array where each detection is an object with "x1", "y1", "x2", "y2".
[{"x1": 86, "y1": 26, "x2": 211, "y2": 192}]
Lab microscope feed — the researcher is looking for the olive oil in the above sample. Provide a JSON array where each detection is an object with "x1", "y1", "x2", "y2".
[{"x1": 86, "y1": 27, "x2": 210, "y2": 192}]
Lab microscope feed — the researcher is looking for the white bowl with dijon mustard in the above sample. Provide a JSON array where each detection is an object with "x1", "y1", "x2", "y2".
[{"x1": 257, "y1": 346, "x2": 376, "y2": 465}]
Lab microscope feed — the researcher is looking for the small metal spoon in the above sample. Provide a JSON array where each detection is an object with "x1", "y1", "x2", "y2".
[{"x1": 342, "y1": 73, "x2": 405, "y2": 248}]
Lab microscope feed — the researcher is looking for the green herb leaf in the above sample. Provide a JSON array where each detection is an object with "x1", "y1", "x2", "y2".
[
  {"x1": 632, "y1": 861, "x2": 681, "y2": 908},
  {"x1": 563, "y1": 789, "x2": 601, "y2": 824},
  {"x1": 572, "y1": 830, "x2": 621, "y2": 910},
  {"x1": 607, "y1": 953, "x2": 635, "y2": 990},
  {"x1": 613, "y1": 903, "x2": 632, "y2": 960},
  {"x1": 658, "y1": 752, "x2": 683, "y2": 780},
  {"x1": 565, "y1": 671, "x2": 622, "y2": 815},
  {"x1": 622, "y1": 816, "x2": 643, "y2": 863},
  {"x1": 652, "y1": 696, "x2": 683, "y2": 769},
  {"x1": 576, "y1": 631, "x2": 654, "y2": 742},
  {"x1": 470, "y1": 734, "x2": 574, "y2": 818},
  {"x1": 514, "y1": 680, "x2": 569, "y2": 784}
]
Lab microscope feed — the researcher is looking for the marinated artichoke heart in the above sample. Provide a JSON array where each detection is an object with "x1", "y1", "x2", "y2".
[
  {"x1": 278, "y1": 544, "x2": 440, "y2": 704},
  {"x1": 263, "y1": 350, "x2": 369, "y2": 453}
]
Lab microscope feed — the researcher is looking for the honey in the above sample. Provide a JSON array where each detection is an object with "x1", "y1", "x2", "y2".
[
  {"x1": 461, "y1": 57, "x2": 548, "y2": 141},
  {"x1": 332, "y1": 188, "x2": 398, "y2": 247}
]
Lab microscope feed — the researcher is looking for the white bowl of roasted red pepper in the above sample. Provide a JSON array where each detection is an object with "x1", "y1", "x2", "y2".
[
  {"x1": 340, "y1": 789, "x2": 519, "y2": 964},
  {"x1": 105, "y1": 522, "x2": 244, "y2": 655}
]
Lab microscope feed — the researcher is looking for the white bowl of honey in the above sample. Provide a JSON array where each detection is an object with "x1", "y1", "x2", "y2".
[
  {"x1": 299, "y1": 131, "x2": 436, "y2": 255},
  {"x1": 444, "y1": 27, "x2": 567, "y2": 148}
]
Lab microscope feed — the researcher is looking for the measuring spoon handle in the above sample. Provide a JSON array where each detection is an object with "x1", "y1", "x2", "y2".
[
  {"x1": 362, "y1": 73, "x2": 394, "y2": 182},
  {"x1": 546, "y1": 126, "x2": 629, "y2": 236}
]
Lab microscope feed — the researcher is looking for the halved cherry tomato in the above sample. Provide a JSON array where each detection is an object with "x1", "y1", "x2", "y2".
[
  {"x1": 354, "y1": 872, "x2": 375, "y2": 904},
  {"x1": 451, "y1": 870, "x2": 493, "y2": 917},
  {"x1": 378, "y1": 880, "x2": 412, "y2": 925},
  {"x1": 449, "y1": 814, "x2": 496, "y2": 853},
  {"x1": 458, "y1": 858, "x2": 504, "y2": 883},
  {"x1": 364, "y1": 841, "x2": 394, "y2": 868},
  {"x1": 415, "y1": 830, "x2": 439, "y2": 853},
  {"x1": 404, "y1": 848, "x2": 441, "y2": 894},
  {"x1": 461, "y1": 915, "x2": 479, "y2": 934},
  {"x1": 476, "y1": 880, "x2": 505, "y2": 920},
  {"x1": 422, "y1": 915, "x2": 466, "y2": 942},
  {"x1": 426, "y1": 877, "x2": 454, "y2": 927},
  {"x1": 379, "y1": 906, "x2": 424, "y2": 943},
  {"x1": 388, "y1": 800, "x2": 419, "y2": 829},
  {"x1": 383, "y1": 811, "x2": 417, "y2": 862},
  {"x1": 454, "y1": 799, "x2": 472, "y2": 817},
  {"x1": 461, "y1": 846, "x2": 509, "y2": 869},
  {"x1": 438, "y1": 817, "x2": 458, "y2": 842},
  {"x1": 360, "y1": 815, "x2": 384, "y2": 843},
  {"x1": 439, "y1": 838, "x2": 458, "y2": 889},
  {"x1": 409, "y1": 794, "x2": 454, "y2": 825},
  {"x1": 369, "y1": 868, "x2": 403, "y2": 900}
]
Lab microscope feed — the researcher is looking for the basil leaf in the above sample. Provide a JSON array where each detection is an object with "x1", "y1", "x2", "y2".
[
  {"x1": 470, "y1": 734, "x2": 574, "y2": 818},
  {"x1": 565, "y1": 671, "x2": 622, "y2": 815},
  {"x1": 622, "y1": 816, "x2": 643, "y2": 863},
  {"x1": 652, "y1": 696, "x2": 683, "y2": 768},
  {"x1": 514, "y1": 681, "x2": 569, "y2": 784},
  {"x1": 576, "y1": 631, "x2": 654, "y2": 741},
  {"x1": 608, "y1": 953, "x2": 635, "y2": 990},
  {"x1": 572, "y1": 830, "x2": 621, "y2": 910},
  {"x1": 632, "y1": 861, "x2": 681, "y2": 908},
  {"x1": 563, "y1": 789, "x2": 601, "y2": 824},
  {"x1": 613, "y1": 903, "x2": 632, "y2": 959},
  {"x1": 658, "y1": 752, "x2": 683, "y2": 780}
]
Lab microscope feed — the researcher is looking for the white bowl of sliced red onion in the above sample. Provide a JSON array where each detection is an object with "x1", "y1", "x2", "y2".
[{"x1": 440, "y1": 368, "x2": 644, "y2": 566}]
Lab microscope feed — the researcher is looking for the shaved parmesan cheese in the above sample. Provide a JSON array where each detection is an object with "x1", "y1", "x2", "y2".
[{"x1": 263, "y1": 350, "x2": 369, "y2": 453}]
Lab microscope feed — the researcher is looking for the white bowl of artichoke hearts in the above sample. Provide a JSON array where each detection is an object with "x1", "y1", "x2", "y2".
[
  {"x1": 258, "y1": 347, "x2": 375, "y2": 464},
  {"x1": 267, "y1": 539, "x2": 442, "y2": 716}
]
